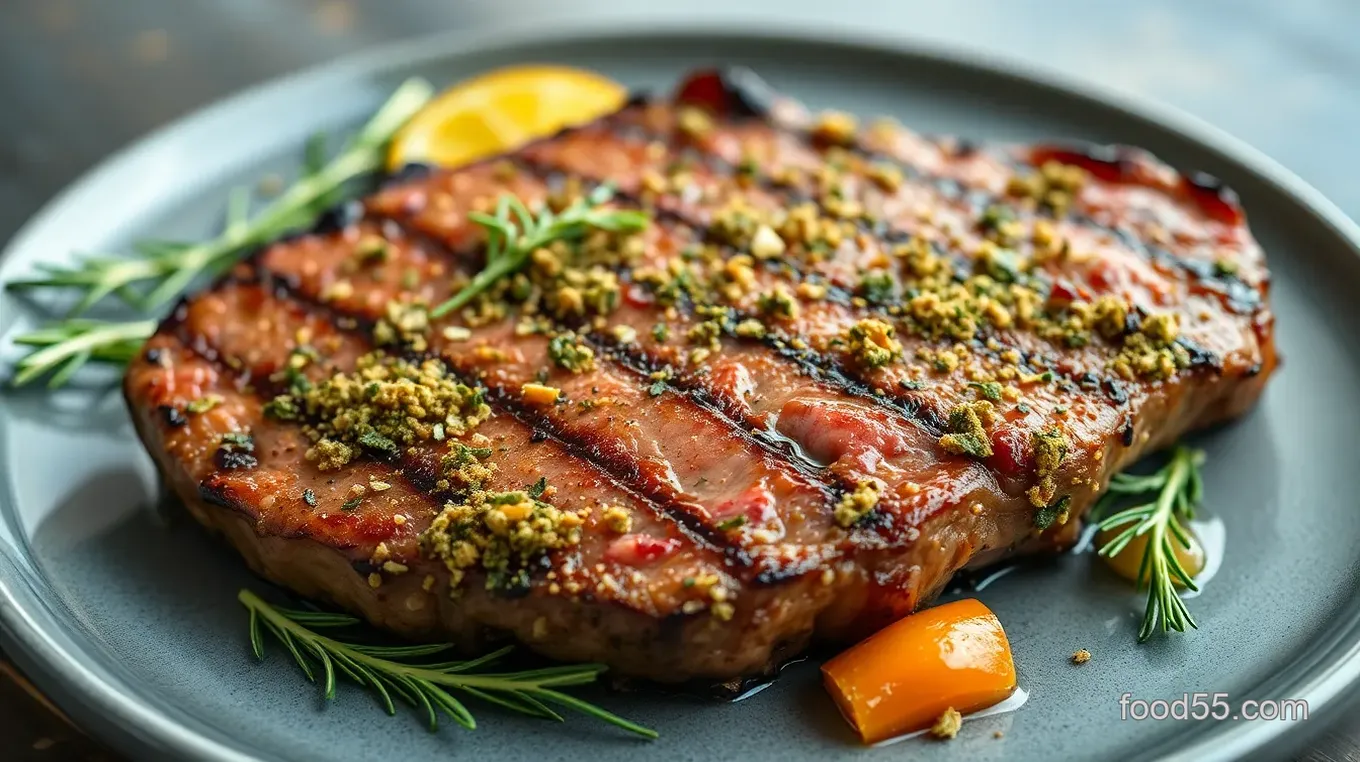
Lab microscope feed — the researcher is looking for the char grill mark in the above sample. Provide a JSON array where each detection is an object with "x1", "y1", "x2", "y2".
[
  {"x1": 186, "y1": 268, "x2": 741, "y2": 560},
  {"x1": 364, "y1": 153, "x2": 1079, "y2": 446},
  {"x1": 622, "y1": 95, "x2": 1263, "y2": 310},
  {"x1": 362, "y1": 144, "x2": 1136, "y2": 525},
  {"x1": 518, "y1": 101, "x2": 1260, "y2": 322},
  {"x1": 135, "y1": 327, "x2": 729, "y2": 619},
  {"x1": 504, "y1": 113, "x2": 1199, "y2": 391},
  {"x1": 245, "y1": 225, "x2": 856, "y2": 572},
  {"x1": 166, "y1": 269, "x2": 747, "y2": 602}
]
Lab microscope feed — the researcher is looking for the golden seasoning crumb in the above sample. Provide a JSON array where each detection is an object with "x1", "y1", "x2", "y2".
[
  {"x1": 677, "y1": 106, "x2": 714, "y2": 140},
  {"x1": 369, "y1": 479, "x2": 392, "y2": 492},
  {"x1": 930, "y1": 707, "x2": 962, "y2": 740},
  {"x1": 532, "y1": 616, "x2": 549, "y2": 640},
  {"x1": 422, "y1": 574, "x2": 436, "y2": 591},
  {"x1": 322, "y1": 279, "x2": 354, "y2": 302},
  {"x1": 867, "y1": 162, "x2": 904, "y2": 192},
  {"x1": 1027, "y1": 426, "x2": 1070, "y2": 508},
  {"x1": 420, "y1": 487, "x2": 585, "y2": 592},
  {"x1": 1110, "y1": 312, "x2": 1189, "y2": 381},
  {"x1": 821, "y1": 567, "x2": 835, "y2": 586},
  {"x1": 1032, "y1": 218, "x2": 1056, "y2": 248},
  {"x1": 970, "y1": 502, "x2": 984, "y2": 516},
  {"x1": 795, "y1": 282, "x2": 826, "y2": 302},
  {"x1": 711, "y1": 601, "x2": 736, "y2": 621},
  {"x1": 372, "y1": 542, "x2": 391, "y2": 563},
  {"x1": 834, "y1": 480, "x2": 881, "y2": 528},
  {"x1": 1091, "y1": 295, "x2": 1130, "y2": 340},
  {"x1": 382, "y1": 561, "x2": 409, "y2": 575},
  {"x1": 611, "y1": 324, "x2": 638, "y2": 344},
  {"x1": 367, "y1": 572, "x2": 383, "y2": 589},
  {"x1": 393, "y1": 514, "x2": 407, "y2": 526},
  {"x1": 939, "y1": 401, "x2": 997, "y2": 459},
  {"x1": 844, "y1": 318, "x2": 901, "y2": 369},
  {"x1": 442, "y1": 325, "x2": 472, "y2": 341},
  {"x1": 269, "y1": 352, "x2": 489, "y2": 472},
  {"x1": 994, "y1": 730, "x2": 1005, "y2": 740},
  {"x1": 602, "y1": 505, "x2": 633, "y2": 534},
  {"x1": 812, "y1": 110, "x2": 858, "y2": 145},
  {"x1": 758, "y1": 287, "x2": 802, "y2": 320},
  {"x1": 547, "y1": 332, "x2": 596, "y2": 373},
  {"x1": 640, "y1": 169, "x2": 668, "y2": 195},
  {"x1": 1072, "y1": 648, "x2": 1092, "y2": 664},
  {"x1": 350, "y1": 484, "x2": 367, "y2": 497},
  {"x1": 734, "y1": 318, "x2": 766, "y2": 338},
  {"x1": 355, "y1": 234, "x2": 389, "y2": 262},
  {"x1": 522, "y1": 383, "x2": 561, "y2": 405},
  {"x1": 749, "y1": 224, "x2": 787, "y2": 259}
]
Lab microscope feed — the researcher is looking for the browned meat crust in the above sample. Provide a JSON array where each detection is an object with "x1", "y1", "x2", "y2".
[{"x1": 125, "y1": 70, "x2": 1277, "y2": 681}]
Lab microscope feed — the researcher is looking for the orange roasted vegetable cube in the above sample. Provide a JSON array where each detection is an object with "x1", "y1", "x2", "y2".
[{"x1": 821, "y1": 598, "x2": 1017, "y2": 743}]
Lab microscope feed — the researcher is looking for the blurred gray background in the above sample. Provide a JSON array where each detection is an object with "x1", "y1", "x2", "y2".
[{"x1": 0, "y1": 1, "x2": 1357, "y2": 760}]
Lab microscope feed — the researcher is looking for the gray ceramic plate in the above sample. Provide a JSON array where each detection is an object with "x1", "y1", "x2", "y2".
[{"x1": 3, "y1": 19, "x2": 1360, "y2": 762}]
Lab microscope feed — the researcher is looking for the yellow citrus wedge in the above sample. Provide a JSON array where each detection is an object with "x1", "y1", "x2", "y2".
[{"x1": 387, "y1": 65, "x2": 628, "y2": 170}]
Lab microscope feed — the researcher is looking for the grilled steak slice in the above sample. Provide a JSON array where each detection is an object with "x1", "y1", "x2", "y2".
[{"x1": 125, "y1": 69, "x2": 1277, "y2": 681}]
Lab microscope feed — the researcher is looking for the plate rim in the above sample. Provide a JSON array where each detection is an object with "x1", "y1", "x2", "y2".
[{"x1": 3, "y1": 15, "x2": 1359, "y2": 762}]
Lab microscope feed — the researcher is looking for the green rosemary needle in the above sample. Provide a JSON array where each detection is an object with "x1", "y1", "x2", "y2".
[
  {"x1": 239, "y1": 589, "x2": 656, "y2": 739},
  {"x1": 9, "y1": 319, "x2": 157, "y2": 388},
  {"x1": 428, "y1": 185, "x2": 650, "y2": 319},
  {"x1": 5, "y1": 77, "x2": 433, "y2": 315},
  {"x1": 1095, "y1": 444, "x2": 1205, "y2": 642},
  {"x1": 5, "y1": 79, "x2": 433, "y2": 388}
]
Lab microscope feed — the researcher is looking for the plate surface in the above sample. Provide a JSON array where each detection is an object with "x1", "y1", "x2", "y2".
[{"x1": 3, "y1": 21, "x2": 1360, "y2": 762}]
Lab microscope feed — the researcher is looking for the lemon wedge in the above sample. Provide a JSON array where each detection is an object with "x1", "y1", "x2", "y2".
[{"x1": 387, "y1": 65, "x2": 628, "y2": 170}]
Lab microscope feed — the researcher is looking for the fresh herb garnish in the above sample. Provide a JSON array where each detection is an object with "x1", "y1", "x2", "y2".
[
  {"x1": 428, "y1": 185, "x2": 650, "y2": 318},
  {"x1": 967, "y1": 381, "x2": 1002, "y2": 402},
  {"x1": 302, "y1": 489, "x2": 318, "y2": 507},
  {"x1": 186, "y1": 394, "x2": 223, "y2": 414},
  {"x1": 1033, "y1": 495, "x2": 1071, "y2": 530},
  {"x1": 358, "y1": 430, "x2": 399, "y2": 456},
  {"x1": 647, "y1": 380, "x2": 667, "y2": 397},
  {"x1": 716, "y1": 515, "x2": 747, "y2": 531},
  {"x1": 1096, "y1": 445, "x2": 1205, "y2": 642},
  {"x1": 7, "y1": 319, "x2": 157, "y2": 388},
  {"x1": 341, "y1": 496, "x2": 364, "y2": 512},
  {"x1": 527, "y1": 477, "x2": 549, "y2": 500},
  {"x1": 239, "y1": 589, "x2": 655, "y2": 738},
  {"x1": 5, "y1": 80, "x2": 433, "y2": 388}
]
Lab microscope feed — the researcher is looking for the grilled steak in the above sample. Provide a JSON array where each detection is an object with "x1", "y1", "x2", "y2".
[{"x1": 125, "y1": 69, "x2": 1277, "y2": 681}]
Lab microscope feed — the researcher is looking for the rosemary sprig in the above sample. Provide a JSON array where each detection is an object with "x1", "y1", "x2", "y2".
[
  {"x1": 428, "y1": 185, "x2": 649, "y2": 318},
  {"x1": 7, "y1": 78, "x2": 432, "y2": 314},
  {"x1": 9, "y1": 319, "x2": 157, "y2": 388},
  {"x1": 239, "y1": 589, "x2": 656, "y2": 739},
  {"x1": 1095, "y1": 445, "x2": 1205, "y2": 642},
  {"x1": 5, "y1": 79, "x2": 434, "y2": 388}
]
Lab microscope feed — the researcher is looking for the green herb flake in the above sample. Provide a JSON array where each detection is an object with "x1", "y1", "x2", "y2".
[
  {"x1": 341, "y1": 496, "x2": 363, "y2": 511},
  {"x1": 358, "y1": 430, "x2": 399, "y2": 456},
  {"x1": 1034, "y1": 494, "x2": 1071, "y2": 530},
  {"x1": 528, "y1": 476, "x2": 548, "y2": 499},
  {"x1": 858, "y1": 270, "x2": 897, "y2": 305},
  {"x1": 302, "y1": 488, "x2": 318, "y2": 507},
  {"x1": 547, "y1": 333, "x2": 596, "y2": 373},
  {"x1": 967, "y1": 381, "x2": 1003, "y2": 402},
  {"x1": 716, "y1": 515, "x2": 748, "y2": 531}
]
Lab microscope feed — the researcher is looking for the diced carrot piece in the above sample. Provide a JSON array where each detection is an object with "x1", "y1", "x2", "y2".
[{"x1": 821, "y1": 598, "x2": 1017, "y2": 743}]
